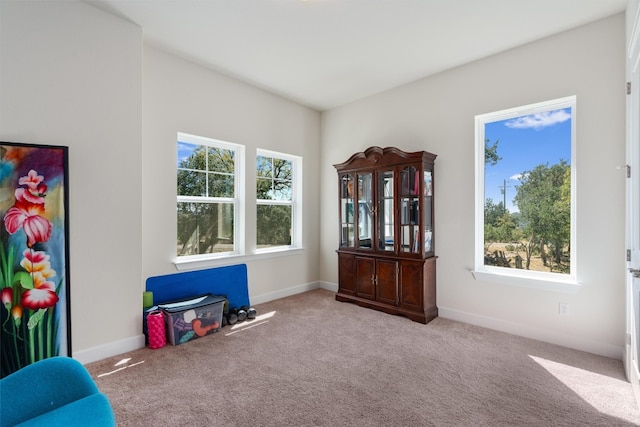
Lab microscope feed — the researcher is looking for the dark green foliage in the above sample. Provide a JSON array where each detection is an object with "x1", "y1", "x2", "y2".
[
  {"x1": 256, "y1": 155, "x2": 293, "y2": 247},
  {"x1": 513, "y1": 161, "x2": 571, "y2": 271},
  {"x1": 257, "y1": 205, "x2": 291, "y2": 247},
  {"x1": 484, "y1": 139, "x2": 501, "y2": 166},
  {"x1": 177, "y1": 145, "x2": 236, "y2": 255}
]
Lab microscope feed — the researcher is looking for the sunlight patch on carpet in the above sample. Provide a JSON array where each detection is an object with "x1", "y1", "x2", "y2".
[
  {"x1": 97, "y1": 358, "x2": 146, "y2": 378},
  {"x1": 115, "y1": 358, "x2": 131, "y2": 366},
  {"x1": 529, "y1": 355, "x2": 636, "y2": 422},
  {"x1": 225, "y1": 310, "x2": 276, "y2": 336}
]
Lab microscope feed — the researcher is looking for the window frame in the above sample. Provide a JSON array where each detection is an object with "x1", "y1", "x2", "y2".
[
  {"x1": 176, "y1": 132, "x2": 245, "y2": 263},
  {"x1": 473, "y1": 96, "x2": 579, "y2": 291},
  {"x1": 255, "y1": 148, "x2": 303, "y2": 253}
]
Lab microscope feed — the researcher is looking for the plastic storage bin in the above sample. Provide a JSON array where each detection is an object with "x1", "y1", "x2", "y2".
[{"x1": 159, "y1": 294, "x2": 225, "y2": 345}]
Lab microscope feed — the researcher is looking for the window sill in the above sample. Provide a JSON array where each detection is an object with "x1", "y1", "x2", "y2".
[
  {"x1": 471, "y1": 269, "x2": 580, "y2": 293},
  {"x1": 174, "y1": 247, "x2": 304, "y2": 271}
]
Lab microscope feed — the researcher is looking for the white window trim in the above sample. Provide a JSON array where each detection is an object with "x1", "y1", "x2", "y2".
[
  {"x1": 174, "y1": 137, "x2": 304, "y2": 271},
  {"x1": 176, "y1": 132, "x2": 245, "y2": 262},
  {"x1": 473, "y1": 96, "x2": 579, "y2": 290},
  {"x1": 174, "y1": 247, "x2": 304, "y2": 271},
  {"x1": 255, "y1": 149, "x2": 303, "y2": 253}
]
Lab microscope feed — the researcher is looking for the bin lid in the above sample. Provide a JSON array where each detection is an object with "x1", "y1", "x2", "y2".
[{"x1": 158, "y1": 294, "x2": 225, "y2": 313}]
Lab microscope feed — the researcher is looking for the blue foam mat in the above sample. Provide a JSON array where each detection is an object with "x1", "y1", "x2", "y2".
[{"x1": 145, "y1": 264, "x2": 250, "y2": 309}]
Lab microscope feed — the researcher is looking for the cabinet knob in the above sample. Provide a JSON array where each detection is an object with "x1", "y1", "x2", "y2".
[{"x1": 630, "y1": 268, "x2": 640, "y2": 278}]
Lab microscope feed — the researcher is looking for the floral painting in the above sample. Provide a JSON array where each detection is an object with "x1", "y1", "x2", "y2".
[{"x1": 0, "y1": 142, "x2": 70, "y2": 378}]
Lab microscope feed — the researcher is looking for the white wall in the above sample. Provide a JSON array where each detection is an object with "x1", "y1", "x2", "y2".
[
  {"x1": 142, "y1": 47, "x2": 321, "y2": 302},
  {"x1": 0, "y1": 1, "x2": 143, "y2": 361},
  {"x1": 320, "y1": 14, "x2": 626, "y2": 359}
]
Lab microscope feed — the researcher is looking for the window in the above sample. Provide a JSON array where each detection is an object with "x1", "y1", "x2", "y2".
[
  {"x1": 177, "y1": 133, "x2": 244, "y2": 259},
  {"x1": 256, "y1": 150, "x2": 302, "y2": 251},
  {"x1": 474, "y1": 96, "x2": 576, "y2": 286}
]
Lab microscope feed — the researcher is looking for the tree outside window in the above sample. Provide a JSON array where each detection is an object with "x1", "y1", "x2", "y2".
[
  {"x1": 177, "y1": 134, "x2": 240, "y2": 257},
  {"x1": 256, "y1": 152, "x2": 295, "y2": 249}
]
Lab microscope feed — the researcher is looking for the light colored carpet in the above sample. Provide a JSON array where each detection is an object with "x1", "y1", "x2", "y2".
[{"x1": 86, "y1": 289, "x2": 640, "y2": 426}]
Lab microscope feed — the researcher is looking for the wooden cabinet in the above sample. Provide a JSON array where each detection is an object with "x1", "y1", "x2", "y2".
[{"x1": 334, "y1": 146, "x2": 437, "y2": 324}]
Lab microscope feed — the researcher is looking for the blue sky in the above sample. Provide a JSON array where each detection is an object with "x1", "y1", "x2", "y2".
[
  {"x1": 177, "y1": 141, "x2": 197, "y2": 167},
  {"x1": 484, "y1": 108, "x2": 572, "y2": 212}
]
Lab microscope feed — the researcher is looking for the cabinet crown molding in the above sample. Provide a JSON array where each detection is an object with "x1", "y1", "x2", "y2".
[{"x1": 334, "y1": 146, "x2": 437, "y2": 171}]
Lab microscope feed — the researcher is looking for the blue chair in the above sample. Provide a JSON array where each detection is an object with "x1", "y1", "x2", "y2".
[{"x1": 0, "y1": 356, "x2": 116, "y2": 426}]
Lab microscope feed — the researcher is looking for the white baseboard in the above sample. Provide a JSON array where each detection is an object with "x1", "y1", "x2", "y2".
[
  {"x1": 74, "y1": 334, "x2": 146, "y2": 365},
  {"x1": 623, "y1": 343, "x2": 640, "y2": 413},
  {"x1": 250, "y1": 281, "x2": 337, "y2": 305},
  {"x1": 439, "y1": 306, "x2": 624, "y2": 360},
  {"x1": 317, "y1": 281, "x2": 339, "y2": 292}
]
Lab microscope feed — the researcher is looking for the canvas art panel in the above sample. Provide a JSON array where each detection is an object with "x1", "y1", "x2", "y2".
[{"x1": 0, "y1": 141, "x2": 71, "y2": 378}]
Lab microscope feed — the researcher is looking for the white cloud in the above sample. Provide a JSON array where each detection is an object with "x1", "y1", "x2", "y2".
[
  {"x1": 510, "y1": 173, "x2": 524, "y2": 181},
  {"x1": 505, "y1": 109, "x2": 570, "y2": 130},
  {"x1": 177, "y1": 142, "x2": 197, "y2": 163}
]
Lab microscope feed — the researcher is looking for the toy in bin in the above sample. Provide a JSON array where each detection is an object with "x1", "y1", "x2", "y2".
[{"x1": 158, "y1": 294, "x2": 225, "y2": 345}]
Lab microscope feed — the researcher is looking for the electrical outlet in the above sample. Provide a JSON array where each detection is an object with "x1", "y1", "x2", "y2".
[{"x1": 559, "y1": 302, "x2": 569, "y2": 316}]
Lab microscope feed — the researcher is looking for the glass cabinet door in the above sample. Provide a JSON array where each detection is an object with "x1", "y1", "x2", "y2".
[
  {"x1": 424, "y1": 170, "x2": 433, "y2": 254},
  {"x1": 339, "y1": 157, "x2": 433, "y2": 257},
  {"x1": 400, "y1": 165, "x2": 420, "y2": 254},
  {"x1": 339, "y1": 174, "x2": 355, "y2": 247},
  {"x1": 357, "y1": 172, "x2": 373, "y2": 249},
  {"x1": 377, "y1": 170, "x2": 394, "y2": 251}
]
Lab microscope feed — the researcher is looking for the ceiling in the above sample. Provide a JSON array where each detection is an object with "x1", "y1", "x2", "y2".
[{"x1": 84, "y1": 0, "x2": 627, "y2": 111}]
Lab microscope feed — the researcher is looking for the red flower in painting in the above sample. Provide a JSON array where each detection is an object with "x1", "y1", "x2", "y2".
[
  {"x1": 21, "y1": 276, "x2": 58, "y2": 310},
  {"x1": 4, "y1": 203, "x2": 52, "y2": 248},
  {"x1": 17, "y1": 170, "x2": 47, "y2": 205},
  {"x1": 1, "y1": 287, "x2": 12, "y2": 310},
  {"x1": 20, "y1": 249, "x2": 58, "y2": 310},
  {"x1": 4, "y1": 169, "x2": 52, "y2": 248},
  {"x1": 11, "y1": 305, "x2": 22, "y2": 327},
  {"x1": 20, "y1": 249, "x2": 54, "y2": 278}
]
